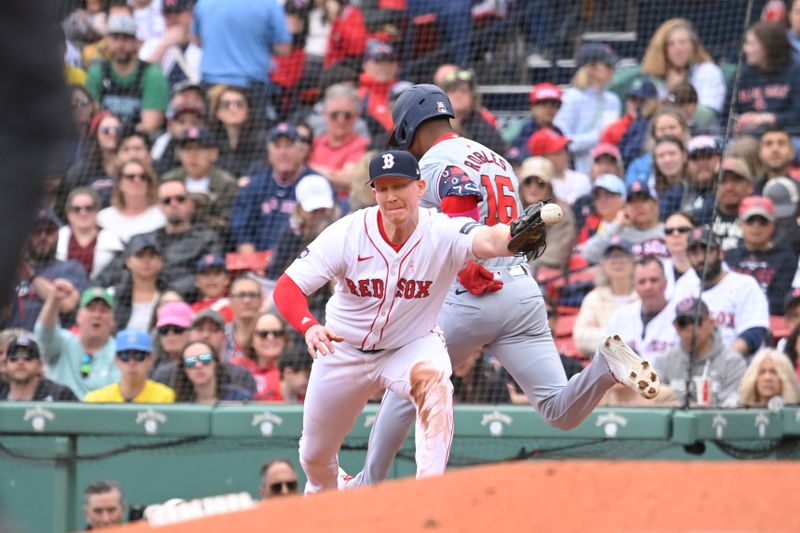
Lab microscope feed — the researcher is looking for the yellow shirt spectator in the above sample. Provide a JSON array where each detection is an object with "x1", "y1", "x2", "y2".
[
  {"x1": 85, "y1": 380, "x2": 175, "y2": 403},
  {"x1": 65, "y1": 64, "x2": 87, "y2": 86}
]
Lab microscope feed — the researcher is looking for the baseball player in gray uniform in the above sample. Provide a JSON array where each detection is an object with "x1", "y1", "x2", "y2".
[{"x1": 344, "y1": 84, "x2": 661, "y2": 488}]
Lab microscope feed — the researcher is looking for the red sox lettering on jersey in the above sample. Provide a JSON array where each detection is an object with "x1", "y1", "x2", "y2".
[
  {"x1": 670, "y1": 268, "x2": 769, "y2": 347},
  {"x1": 285, "y1": 206, "x2": 481, "y2": 351}
]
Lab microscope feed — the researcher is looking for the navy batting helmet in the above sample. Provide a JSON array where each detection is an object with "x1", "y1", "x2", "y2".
[{"x1": 388, "y1": 84, "x2": 455, "y2": 149}]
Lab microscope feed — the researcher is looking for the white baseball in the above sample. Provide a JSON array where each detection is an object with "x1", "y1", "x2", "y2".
[{"x1": 540, "y1": 203, "x2": 562, "y2": 225}]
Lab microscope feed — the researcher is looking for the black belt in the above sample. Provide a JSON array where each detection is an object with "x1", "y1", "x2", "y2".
[{"x1": 357, "y1": 347, "x2": 384, "y2": 354}]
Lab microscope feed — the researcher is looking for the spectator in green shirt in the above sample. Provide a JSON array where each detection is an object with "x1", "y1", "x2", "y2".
[{"x1": 85, "y1": 14, "x2": 169, "y2": 134}]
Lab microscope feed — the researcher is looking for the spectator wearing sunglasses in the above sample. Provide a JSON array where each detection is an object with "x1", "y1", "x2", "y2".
[
  {"x1": 172, "y1": 340, "x2": 251, "y2": 403},
  {"x1": 161, "y1": 127, "x2": 237, "y2": 234},
  {"x1": 85, "y1": 329, "x2": 175, "y2": 403},
  {"x1": 152, "y1": 301, "x2": 192, "y2": 368},
  {"x1": 64, "y1": 111, "x2": 123, "y2": 207},
  {"x1": 725, "y1": 196, "x2": 797, "y2": 316},
  {"x1": 0, "y1": 334, "x2": 78, "y2": 401},
  {"x1": 653, "y1": 297, "x2": 746, "y2": 407},
  {"x1": 99, "y1": 180, "x2": 222, "y2": 301},
  {"x1": 517, "y1": 157, "x2": 576, "y2": 271},
  {"x1": 57, "y1": 187, "x2": 123, "y2": 279},
  {"x1": 10, "y1": 209, "x2": 88, "y2": 332},
  {"x1": 97, "y1": 159, "x2": 166, "y2": 244},
  {"x1": 661, "y1": 212, "x2": 695, "y2": 299},
  {"x1": 231, "y1": 312, "x2": 288, "y2": 401},
  {"x1": 308, "y1": 84, "x2": 370, "y2": 200},
  {"x1": 259, "y1": 458, "x2": 299, "y2": 499}
]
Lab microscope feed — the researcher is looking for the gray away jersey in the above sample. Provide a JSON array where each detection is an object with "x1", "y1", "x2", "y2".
[{"x1": 419, "y1": 135, "x2": 525, "y2": 269}]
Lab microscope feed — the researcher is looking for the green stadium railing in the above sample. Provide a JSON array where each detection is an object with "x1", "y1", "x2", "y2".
[{"x1": 1, "y1": 404, "x2": 799, "y2": 533}]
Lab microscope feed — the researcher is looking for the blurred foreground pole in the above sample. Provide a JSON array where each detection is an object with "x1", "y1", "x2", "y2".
[{"x1": 0, "y1": 2, "x2": 70, "y2": 304}]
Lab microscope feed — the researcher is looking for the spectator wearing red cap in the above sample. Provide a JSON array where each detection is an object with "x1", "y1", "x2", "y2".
[
  {"x1": 725, "y1": 196, "x2": 797, "y2": 316},
  {"x1": 509, "y1": 83, "x2": 564, "y2": 159},
  {"x1": 527, "y1": 128, "x2": 590, "y2": 205},
  {"x1": 554, "y1": 44, "x2": 622, "y2": 175},
  {"x1": 151, "y1": 99, "x2": 204, "y2": 175}
]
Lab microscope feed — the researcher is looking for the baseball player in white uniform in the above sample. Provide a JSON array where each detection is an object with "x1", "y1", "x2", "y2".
[
  {"x1": 606, "y1": 256, "x2": 678, "y2": 360},
  {"x1": 273, "y1": 150, "x2": 544, "y2": 493},
  {"x1": 344, "y1": 84, "x2": 661, "y2": 488},
  {"x1": 670, "y1": 227, "x2": 770, "y2": 355}
]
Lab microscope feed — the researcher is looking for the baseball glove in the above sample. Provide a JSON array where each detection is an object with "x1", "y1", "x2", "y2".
[{"x1": 507, "y1": 201, "x2": 548, "y2": 260}]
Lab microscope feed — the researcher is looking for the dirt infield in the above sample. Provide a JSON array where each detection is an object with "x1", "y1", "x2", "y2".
[{"x1": 113, "y1": 460, "x2": 799, "y2": 532}]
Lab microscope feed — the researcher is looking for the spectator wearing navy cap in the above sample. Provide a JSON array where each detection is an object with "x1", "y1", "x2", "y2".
[
  {"x1": 579, "y1": 181, "x2": 666, "y2": 264},
  {"x1": 161, "y1": 127, "x2": 237, "y2": 233},
  {"x1": 191, "y1": 254, "x2": 233, "y2": 322},
  {"x1": 725, "y1": 196, "x2": 797, "y2": 316},
  {"x1": 616, "y1": 79, "x2": 660, "y2": 167},
  {"x1": 527, "y1": 128, "x2": 591, "y2": 205},
  {"x1": 112, "y1": 234, "x2": 167, "y2": 331},
  {"x1": 232, "y1": 122, "x2": 321, "y2": 254},
  {"x1": 554, "y1": 43, "x2": 622, "y2": 176},
  {"x1": 139, "y1": 0, "x2": 202, "y2": 89},
  {"x1": 358, "y1": 41, "x2": 399, "y2": 136},
  {"x1": 0, "y1": 334, "x2": 78, "y2": 401},
  {"x1": 9, "y1": 209, "x2": 88, "y2": 332},
  {"x1": 509, "y1": 83, "x2": 564, "y2": 160},
  {"x1": 679, "y1": 135, "x2": 721, "y2": 219}
]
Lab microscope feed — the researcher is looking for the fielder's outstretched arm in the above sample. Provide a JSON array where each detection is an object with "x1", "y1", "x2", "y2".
[{"x1": 471, "y1": 224, "x2": 513, "y2": 260}]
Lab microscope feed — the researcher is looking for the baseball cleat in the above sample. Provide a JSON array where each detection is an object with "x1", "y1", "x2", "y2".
[
  {"x1": 600, "y1": 335, "x2": 660, "y2": 400},
  {"x1": 337, "y1": 466, "x2": 353, "y2": 490}
]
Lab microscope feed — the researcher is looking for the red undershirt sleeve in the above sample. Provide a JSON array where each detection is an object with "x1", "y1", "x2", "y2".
[
  {"x1": 441, "y1": 195, "x2": 480, "y2": 220},
  {"x1": 273, "y1": 274, "x2": 321, "y2": 335}
]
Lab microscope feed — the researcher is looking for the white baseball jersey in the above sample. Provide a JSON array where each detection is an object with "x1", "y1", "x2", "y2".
[
  {"x1": 285, "y1": 206, "x2": 481, "y2": 351},
  {"x1": 419, "y1": 134, "x2": 524, "y2": 270},
  {"x1": 605, "y1": 300, "x2": 678, "y2": 360},
  {"x1": 670, "y1": 268, "x2": 770, "y2": 346}
]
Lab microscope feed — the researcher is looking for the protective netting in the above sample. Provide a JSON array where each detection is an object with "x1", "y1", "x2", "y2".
[{"x1": 1, "y1": 0, "x2": 798, "y2": 424}]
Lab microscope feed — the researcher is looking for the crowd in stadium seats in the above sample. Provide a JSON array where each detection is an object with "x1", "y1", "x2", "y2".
[{"x1": 3, "y1": 0, "x2": 800, "y2": 414}]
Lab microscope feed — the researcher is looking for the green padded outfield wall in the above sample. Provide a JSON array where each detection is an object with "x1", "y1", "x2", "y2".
[{"x1": 1, "y1": 404, "x2": 799, "y2": 533}]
